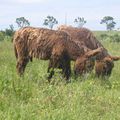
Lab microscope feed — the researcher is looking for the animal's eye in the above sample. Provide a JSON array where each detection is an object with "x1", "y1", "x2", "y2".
[
  {"x1": 79, "y1": 63, "x2": 84, "y2": 67},
  {"x1": 80, "y1": 62, "x2": 83, "y2": 65}
]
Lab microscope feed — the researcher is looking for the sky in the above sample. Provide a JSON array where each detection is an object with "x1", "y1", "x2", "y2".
[{"x1": 0, "y1": 0, "x2": 120, "y2": 30}]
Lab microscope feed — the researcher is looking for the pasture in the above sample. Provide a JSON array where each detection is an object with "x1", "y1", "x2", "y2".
[{"x1": 0, "y1": 31, "x2": 120, "y2": 120}]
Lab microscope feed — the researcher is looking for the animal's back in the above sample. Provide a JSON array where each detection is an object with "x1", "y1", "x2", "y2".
[
  {"x1": 13, "y1": 27, "x2": 70, "y2": 60},
  {"x1": 58, "y1": 26, "x2": 101, "y2": 49},
  {"x1": 58, "y1": 25, "x2": 109, "y2": 59}
]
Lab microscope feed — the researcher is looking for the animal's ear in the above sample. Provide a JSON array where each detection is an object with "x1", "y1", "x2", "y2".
[
  {"x1": 110, "y1": 56, "x2": 120, "y2": 61},
  {"x1": 85, "y1": 47, "x2": 103, "y2": 58}
]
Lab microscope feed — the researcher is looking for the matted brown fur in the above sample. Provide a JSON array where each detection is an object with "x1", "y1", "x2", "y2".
[
  {"x1": 13, "y1": 27, "x2": 91, "y2": 81},
  {"x1": 58, "y1": 25, "x2": 108, "y2": 59},
  {"x1": 13, "y1": 26, "x2": 102, "y2": 80},
  {"x1": 13, "y1": 27, "x2": 74, "y2": 81},
  {"x1": 74, "y1": 47, "x2": 103, "y2": 75},
  {"x1": 58, "y1": 25, "x2": 120, "y2": 77},
  {"x1": 95, "y1": 56, "x2": 120, "y2": 77}
]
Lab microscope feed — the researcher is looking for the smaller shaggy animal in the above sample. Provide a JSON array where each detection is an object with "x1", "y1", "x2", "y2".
[
  {"x1": 13, "y1": 27, "x2": 72, "y2": 82},
  {"x1": 58, "y1": 25, "x2": 120, "y2": 77}
]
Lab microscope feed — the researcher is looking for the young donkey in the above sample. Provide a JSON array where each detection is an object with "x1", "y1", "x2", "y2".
[{"x1": 13, "y1": 27, "x2": 102, "y2": 81}]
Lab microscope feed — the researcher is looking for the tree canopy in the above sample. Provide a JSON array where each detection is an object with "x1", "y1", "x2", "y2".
[
  {"x1": 74, "y1": 17, "x2": 87, "y2": 28},
  {"x1": 100, "y1": 16, "x2": 116, "y2": 30},
  {"x1": 43, "y1": 15, "x2": 58, "y2": 29},
  {"x1": 16, "y1": 17, "x2": 30, "y2": 28}
]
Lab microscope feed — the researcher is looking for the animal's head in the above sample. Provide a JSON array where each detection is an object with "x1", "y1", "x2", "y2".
[
  {"x1": 74, "y1": 47, "x2": 103, "y2": 75},
  {"x1": 95, "y1": 56, "x2": 120, "y2": 77}
]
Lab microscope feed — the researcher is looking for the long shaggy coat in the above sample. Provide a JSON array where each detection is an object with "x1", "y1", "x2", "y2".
[
  {"x1": 13, "y1": 27, "x2": 74, "y2": 80},
  {"x1": 58, "y1": 25, "x2": 120, "y2": 77}
]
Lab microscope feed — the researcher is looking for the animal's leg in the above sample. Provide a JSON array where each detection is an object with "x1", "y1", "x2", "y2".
[
  {"x1": 62, "y1": 57, "x2": 71, "y2": 82},
  {"x1": 74, "y1": 69, "x2": 78, "y2": 80},
  {"x1": 47, "y1": 69, "x2": 54, "y2": 82},
  {"x1": 47, "y1": 59, "x2": 55, "y2": 82},
  {"x1": 65, "y1": 62, "x2": 71, "y2": 81},
  {"x1": 16, "y1": 57, "x2": 29, "y2": 76},
  {"x1": 47, "y1": 53, "x2": 63, "y2": 82},
  {"x1": 47, "y1": 60, "x2": 52, "y2": 73}
]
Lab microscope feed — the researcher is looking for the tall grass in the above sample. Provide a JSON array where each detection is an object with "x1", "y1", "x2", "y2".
[{"x1": 0, "y1": 32, "x2": 120, "y2": 120}]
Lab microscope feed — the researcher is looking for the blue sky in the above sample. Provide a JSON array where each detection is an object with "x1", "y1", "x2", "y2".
[{"x1": 0, "y1": 0, "x2": 120, "y2": 30}]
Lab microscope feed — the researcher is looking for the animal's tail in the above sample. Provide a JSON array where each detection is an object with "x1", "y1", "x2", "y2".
[{"x1": 14, "y1": 45, "x2": 18, "y2": 59}]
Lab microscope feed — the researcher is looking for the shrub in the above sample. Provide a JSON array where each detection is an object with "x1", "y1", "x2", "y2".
[
  {"x1": 5, "y1": 29, "x2": 14, "y2": 37},
  {"x1": 4, "y1": 36, "x2": 12, "y2": 41},
  {"x1": 111, "y1": 34, "x2": 120, "y2": 42},
  {"x1": 100, "y1": 33, "x2": 109, "y2": 40},
  {"x1": 0, "y1": 32, "x2": 5, "y2": 41}
]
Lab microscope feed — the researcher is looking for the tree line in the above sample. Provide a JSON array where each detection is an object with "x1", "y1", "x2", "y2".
[{"x1": 0, "y1": 15, "x2": 118, "y2": 38}]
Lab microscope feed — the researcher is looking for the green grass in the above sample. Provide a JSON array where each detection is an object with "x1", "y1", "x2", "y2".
[
  {"x1": 0, "y1": 33, "x2": 120, "y2": 120},
  {"x1": 93, "y1": 30, "x2": 120, "y2": 36}
]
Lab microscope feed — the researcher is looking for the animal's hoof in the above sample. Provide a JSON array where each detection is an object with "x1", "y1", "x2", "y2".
[{"x1": 66, "y1": 79, "x2": 71, "y2": 83}]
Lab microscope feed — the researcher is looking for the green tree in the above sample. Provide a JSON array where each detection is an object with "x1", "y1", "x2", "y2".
[
  {"x1": 5, "y1": 24, "x2": 14, "y2": 36},
  {"x1": 16, "y1": 17, "x2": 30, "y2": 28},
  {"x1": 100, "y1": 16, "x2": 116, "y2": 31},
  {"x1": 43, "y1": 15, "x2": 58, "y2": 29},
  {"x1": 74, "y1": 17, "x2": 87, "y2": 28}
]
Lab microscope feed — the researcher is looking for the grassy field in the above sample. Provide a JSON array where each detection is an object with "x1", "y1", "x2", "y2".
[{"x1": 0, "y1": 32, "x2": 120, "y2": 120}]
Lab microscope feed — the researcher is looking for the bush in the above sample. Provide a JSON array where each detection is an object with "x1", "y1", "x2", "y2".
[
  {"x1": 5, "y1": 29, "x2": 14, "y2": 37},
  {"x1": 4, "y1": 36, "x2": 12, "y2": 41},
  {"x1": 0, "y1": 32, "x2": 5, "y2": 41},
  {"x1": 99, "y1": 33, "x2": 120, "y2": 43},
  {"x1": 100, "y1": 33, "x2": 109, "y2": 40},
  {"x1": 110, "y1": 34, "x2": 120, "y2": 42}
]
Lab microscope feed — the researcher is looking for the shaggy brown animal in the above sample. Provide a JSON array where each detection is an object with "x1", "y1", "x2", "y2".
[
  {"x1": 58, "y1": 25, "x2": 120, "y2": 77},
  {"x1": 13, "y1": 27, "x2": 73, "y2": 81},
  {"x1": 13, "y1": 27, "x2": 102, "y2": 81}
]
